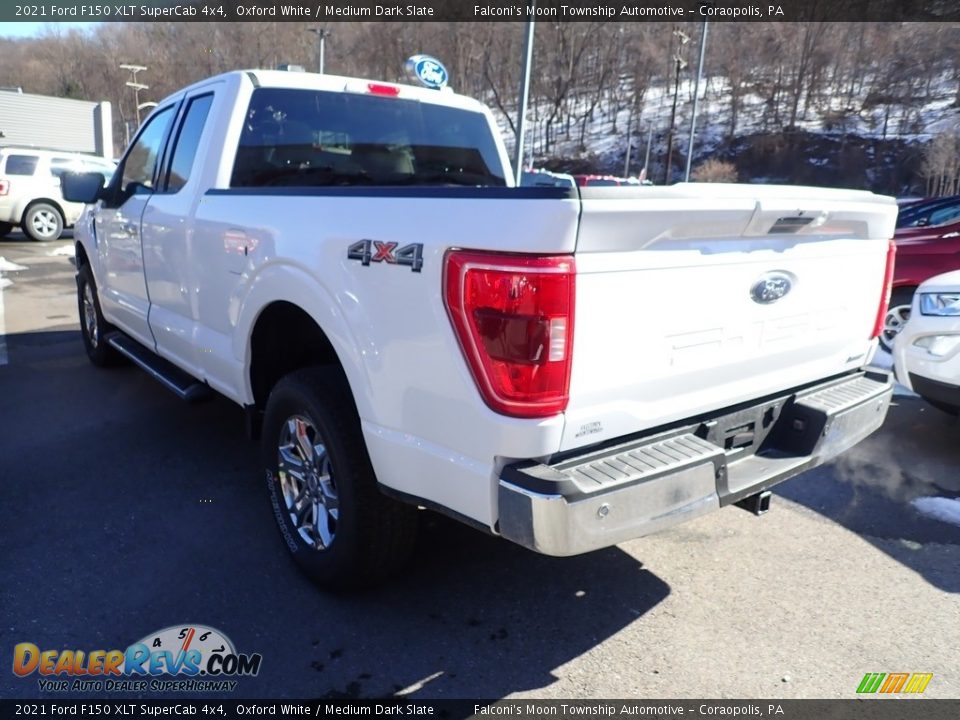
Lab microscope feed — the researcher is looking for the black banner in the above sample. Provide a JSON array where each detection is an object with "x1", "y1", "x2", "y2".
[
  {"x1": 3, "y1": 0, "x2": 960, "y2": 23},
  {"x1": 2, "y1": 700, "x2": 960, "y2": 720}
]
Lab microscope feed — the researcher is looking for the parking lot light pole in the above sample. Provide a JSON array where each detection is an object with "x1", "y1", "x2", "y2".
[
  {"x1": 307, "y1": 28, "x2": 331, "y2": 74},
  {"x1": 684, "y1": 21, "x2": 709, "y2": 182},
  {"x1": 514, "y1": 3, "x2": 536, "y2": 185}
]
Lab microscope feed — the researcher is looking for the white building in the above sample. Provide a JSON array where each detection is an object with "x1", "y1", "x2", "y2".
[{"x1": 0, "y1": 89, "x2": 113, "y2": 160}]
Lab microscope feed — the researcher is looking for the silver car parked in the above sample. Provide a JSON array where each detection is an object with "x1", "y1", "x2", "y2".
[{"x1": 0, "y1": 147, "x2": 115, "y2": 241}]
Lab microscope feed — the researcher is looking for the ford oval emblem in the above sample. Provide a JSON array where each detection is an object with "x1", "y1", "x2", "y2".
[
  {"x1": 405, "y1": 54, "x2": 448, "y2": 90},
  {"x1": 750, "y1": 272, "x2": 794, "y2": 304}
]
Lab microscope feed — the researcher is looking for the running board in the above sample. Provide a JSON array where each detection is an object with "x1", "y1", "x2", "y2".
[{"x1": 106, "y1": 333, "x2": 212, "y2": 402}]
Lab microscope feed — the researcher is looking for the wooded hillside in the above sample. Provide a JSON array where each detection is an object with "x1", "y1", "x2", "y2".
[{"x1": 2, "y1": 21, "x2": 957, "y2": 193}]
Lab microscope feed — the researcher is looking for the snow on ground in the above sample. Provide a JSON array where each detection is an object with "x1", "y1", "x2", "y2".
[
  {"x1": 911, "y1": 496, "x2": 960, "y2": 528},
  {"x1": 0, "y1": 257, "x2": 28, "y2": 272},
  {"x1": 46, "y1": 245, "x2": 75, "y2": 257},
  {"x1": 495, "y1": 71, "x2": 960, "y2": 170}
]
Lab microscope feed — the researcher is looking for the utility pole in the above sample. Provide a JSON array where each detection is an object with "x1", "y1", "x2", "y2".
[
  {"x1": 307, "y1": 28, "x2": 331, "y2": 74},
  {"x1": 663, "y1": 28, "x2": 689, "y2": 185},
  {"x1": 684, "y1": 21, "x2": 709, "y2": 182},
  {"x1": 624, "y1": 106, "x2": 633, "y2": 178},
  {"x1": 514, "y1": 2, "x2": 536, "y2": 185},
  {"x1": 119, "y1": 64, "x2": 148, "y2": 127},
  {"x1": 643, "y1": 125, "x2": 653, "y2": 179}
]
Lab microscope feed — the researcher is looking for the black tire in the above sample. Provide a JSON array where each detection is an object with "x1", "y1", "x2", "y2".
[
  {"x1": 262, "y1": 367, "x2": 418, "y2": 590},
  {"x1": 879, "y1": 288, "x2": 915, "y2": 353},
  {"x1": 22, "y1": 202, "x2": 64, "y2": 241},
  {"x1": 77, "y1": 263, "x2": 123, "y2": 367},
  {"x1": 0, "y1": 221, "x2": 13, "y2": 238}
]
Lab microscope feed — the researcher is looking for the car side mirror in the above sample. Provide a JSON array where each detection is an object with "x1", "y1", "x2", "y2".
[{"x1": 62, "y1": 171, "x2": 106, "y2": 204}]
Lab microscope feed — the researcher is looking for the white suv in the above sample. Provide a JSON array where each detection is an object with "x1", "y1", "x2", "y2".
[
  {"x1": 0, "y1": 148, "x2": 115, "y2": 241},
  {"x1": 893, "y1": 269, "x2": 960, "y2": 416}
]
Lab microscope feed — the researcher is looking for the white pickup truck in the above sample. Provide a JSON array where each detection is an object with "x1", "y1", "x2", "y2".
[{"x1": 64, "y1": 70, "x2": 898, "y2": 588}]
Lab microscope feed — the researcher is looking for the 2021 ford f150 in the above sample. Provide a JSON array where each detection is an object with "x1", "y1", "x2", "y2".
[{"x1": 64, "y1": 70, "x2": 899, "y2": 588}]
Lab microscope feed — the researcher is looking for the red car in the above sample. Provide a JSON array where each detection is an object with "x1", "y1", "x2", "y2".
[
  {"x1": 882, "y1": 198, "x2": 960, "y2": 351},
  {"x1": 573, "y1": 174, "x2": 637, "y2": 187}
]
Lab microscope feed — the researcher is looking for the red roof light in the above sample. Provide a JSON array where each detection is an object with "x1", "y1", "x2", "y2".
[{"x1": 366, "y1": 83, "x2": 401, "y2": 97}]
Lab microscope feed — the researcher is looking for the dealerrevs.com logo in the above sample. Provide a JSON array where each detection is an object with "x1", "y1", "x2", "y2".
[
  {"x1": 856, "y1": 672, "x2": 933, "y2": 695},
  {"x1": 13, "y1": 624, "x2": 262, "y2": 693}
]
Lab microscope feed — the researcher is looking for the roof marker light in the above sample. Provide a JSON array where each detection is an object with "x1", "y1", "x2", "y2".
[{"x1": 366, "y1": 83, "x2": 401, "y2": 97}]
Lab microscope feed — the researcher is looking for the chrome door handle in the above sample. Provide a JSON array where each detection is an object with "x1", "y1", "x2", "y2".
[{"x1": 123, "y1": 223, "x2": 139, "y2": 235}]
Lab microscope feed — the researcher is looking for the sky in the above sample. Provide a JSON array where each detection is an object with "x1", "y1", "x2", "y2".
[{"x1": 0, "y1": 22, "x2": 99, "y2": 38}]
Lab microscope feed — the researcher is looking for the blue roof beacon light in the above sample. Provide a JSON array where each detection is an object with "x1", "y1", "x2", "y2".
[{"x1": 405, "y1": 55, "x2": 449, "y2": 90}]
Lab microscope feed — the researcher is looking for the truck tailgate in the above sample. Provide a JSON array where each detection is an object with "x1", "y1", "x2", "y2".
[{"x1": 562, "y1": 184, "x2": 898, "y2": 452}]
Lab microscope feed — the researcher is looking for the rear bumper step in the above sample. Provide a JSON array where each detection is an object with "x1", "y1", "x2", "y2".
[{"x1": 498, "y1": 370, "x2": 892, "y2": 556}]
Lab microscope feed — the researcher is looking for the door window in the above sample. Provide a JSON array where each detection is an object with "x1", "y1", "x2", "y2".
[{"x1": 120, "y1": 106, "x2": 175, "y2": 196}]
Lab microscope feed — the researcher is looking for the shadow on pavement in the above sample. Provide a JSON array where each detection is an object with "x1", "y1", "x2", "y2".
[
  {"x1": 0, "y1": 329, "x2": 671, "y2": 700},
  {"x1": 777, "y1": 395, "x2": 960, "y2": 593}
]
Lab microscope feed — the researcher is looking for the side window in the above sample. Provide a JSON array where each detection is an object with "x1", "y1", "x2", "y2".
[
  {"x1": 50, "y1": 158, "x2": 76, "y2": 180},
  {"x1": 166, "y1": 94, "x2": 214, "y2": 192},
  {"x1": 120, "y1": 106, "x2": 175, "y2": 195},
  {"x1": 5, "y1": 155, "x2": 39, "y2": 176},
  {"x1": 929, "y1": 205, "x2": 960, "y2": 227}
]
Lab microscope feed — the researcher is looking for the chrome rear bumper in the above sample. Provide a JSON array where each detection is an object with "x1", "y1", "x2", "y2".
[{"x1": 498, "y1": 370, "x2": 892, "y2": 556}]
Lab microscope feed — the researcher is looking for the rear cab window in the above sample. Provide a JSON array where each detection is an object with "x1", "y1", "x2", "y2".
[
  {"x1": 231, "y1": 87, "x2": 506, "y2": 188},
  {"x1": 4, "y1": 155, "x2": 39, "y2": 176}
]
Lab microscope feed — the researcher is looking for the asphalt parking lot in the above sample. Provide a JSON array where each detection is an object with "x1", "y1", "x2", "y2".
[{"x1": 1, "y1": 234, "x2": 958, "y2": 701}]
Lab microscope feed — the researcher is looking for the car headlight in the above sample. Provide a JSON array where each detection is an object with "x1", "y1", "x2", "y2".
[{"x1": 919, "y1": 292, "x2": 960, "y2": 316}]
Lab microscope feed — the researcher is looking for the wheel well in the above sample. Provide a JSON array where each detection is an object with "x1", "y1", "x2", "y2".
[
  {"x1": 890, "y1": 286, "x2": 917, "y2": 302},
  {"x1": 75, "y1": 243, "x2": 89, "y2": 269},
  {"x1": 249, "y1": 302, "x2": 343, "y2": 410},
  {"x1": 21, "y1": 198, "x2": 65, "y2": 226}
]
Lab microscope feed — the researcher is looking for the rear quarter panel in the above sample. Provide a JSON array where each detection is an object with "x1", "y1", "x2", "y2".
[{"x1": 193, "y1": 189, "x2": 580, "y2": 524}]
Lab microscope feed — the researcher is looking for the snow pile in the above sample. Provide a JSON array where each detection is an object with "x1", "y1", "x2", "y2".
[
  {"x1": 911, "y1": 496, "x2": 960, "y2": 528},
  {"x1": 0, "y1": 257, "x2": 28, "y2": 272},
  {"x1": 46, "y1": 245, "x2": 75, "y2": 257}
]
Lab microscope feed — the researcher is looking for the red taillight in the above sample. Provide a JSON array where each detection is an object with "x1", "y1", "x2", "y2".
[
  {"x1": 366, "y1": 83, "x2": 401, "y2": 97},
  {"x1": 444, "y1": 250, "x2": 575, "y2": 418},
  {"x1": 0, "y1": 179, "x2": 8, "y2": 196},
  {"x1": 870, "y1": 239, "x2": 897, "y2": 340}
]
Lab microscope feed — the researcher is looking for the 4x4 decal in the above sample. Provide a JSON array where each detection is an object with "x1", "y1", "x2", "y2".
[{"x1": 347, "y1": 240, "x2": 423, "y2": 272}]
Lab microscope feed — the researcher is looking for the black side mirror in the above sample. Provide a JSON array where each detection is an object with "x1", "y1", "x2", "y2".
[{"x1": 62, "y1": 171, "x2": 106, "y2": 204}]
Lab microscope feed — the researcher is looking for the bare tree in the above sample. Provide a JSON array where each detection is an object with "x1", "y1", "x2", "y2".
[{"x1": 922, "y1": 132, "x2": 960, "y2": 197}]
